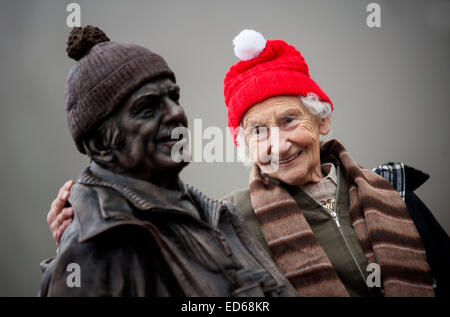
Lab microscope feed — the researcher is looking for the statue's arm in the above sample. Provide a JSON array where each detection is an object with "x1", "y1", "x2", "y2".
[{"x1": 40, "y1": 225, "x2": 166, "y2": 297}]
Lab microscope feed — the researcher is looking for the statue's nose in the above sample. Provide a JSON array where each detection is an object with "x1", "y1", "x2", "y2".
[{"x1": 161, "y1": 96, "x2": 186, "y2": 126}]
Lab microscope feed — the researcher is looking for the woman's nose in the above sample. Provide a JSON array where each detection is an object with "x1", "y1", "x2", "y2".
[{"x1": 270, "y1": 129, "x2": 290, "y2": 155}]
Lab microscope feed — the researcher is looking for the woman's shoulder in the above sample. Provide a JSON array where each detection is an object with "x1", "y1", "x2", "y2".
[
  {"x1": 221, "y1": 188, "x2": 271, "y2": 254},
  {"x1": 221, "y1": 187, "x2": 253, "y2": 214}
]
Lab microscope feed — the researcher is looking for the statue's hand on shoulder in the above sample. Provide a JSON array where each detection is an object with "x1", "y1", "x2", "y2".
[{"x1": 47, "y1": 180, "x2": 74, "y2": 247}]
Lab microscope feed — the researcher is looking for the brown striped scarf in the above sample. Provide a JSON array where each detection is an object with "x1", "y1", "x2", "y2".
[{"x1": 249, "y1": 139, "x2": 434, "y2": 297}]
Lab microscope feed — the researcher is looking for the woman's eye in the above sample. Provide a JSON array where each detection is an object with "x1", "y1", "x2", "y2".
[
  {"x1": 252, "y1": 127, "x2": 263, "y2": 135},
  {"x1": 283, "y1": 116, "x2": 298, "y2": 127},
  {"x1": 254, "y1": 127, "x2": 268, "y2": 139}
]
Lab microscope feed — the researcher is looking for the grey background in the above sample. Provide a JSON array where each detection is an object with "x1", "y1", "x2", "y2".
[{"x1": 0, "y1": 0, "x2": 449, "y2": 296}]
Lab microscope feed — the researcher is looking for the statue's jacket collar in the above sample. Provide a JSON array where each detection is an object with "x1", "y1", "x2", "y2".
[
  {"x1": 70, "y1": 162, "x2": 225, "y2": 243},
  {"x1": 63, "y1": 162, "x2": 297, "y2": 296}
]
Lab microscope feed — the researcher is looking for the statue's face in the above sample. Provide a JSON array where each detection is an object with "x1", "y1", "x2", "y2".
[{"x1": 111, "y1": 77, "x2": 189, "y2": 182}]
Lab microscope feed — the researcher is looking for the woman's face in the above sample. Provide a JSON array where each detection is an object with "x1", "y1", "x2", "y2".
[{"x1": 242, "y1": 96, "x2": 330, "y2": 186}]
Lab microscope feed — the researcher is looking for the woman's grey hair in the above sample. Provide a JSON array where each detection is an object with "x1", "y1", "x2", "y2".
[{"x1": 236, "y1": 93, "x2": 332, "y2": 165}]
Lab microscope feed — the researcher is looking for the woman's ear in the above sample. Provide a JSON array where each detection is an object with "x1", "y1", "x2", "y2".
[{"x1": 319, "y1": 116, "x2": 331, "y2": 135}]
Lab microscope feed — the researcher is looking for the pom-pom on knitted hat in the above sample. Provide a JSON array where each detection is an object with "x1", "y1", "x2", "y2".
[
  {"x1": 65, "y1": 25, "x2": 175, "y2": 154},
  {"x1": 224, "y1": 29, "x2": 333, "y2": 144}
]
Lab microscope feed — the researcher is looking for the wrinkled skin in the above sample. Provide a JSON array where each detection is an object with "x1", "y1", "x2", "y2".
[
  {"x1": 48, "y1": 77, "x2": 190, "y2": 245},
  {"x1": 242, "y1": 95, "x2": 330, "y2": 186}
]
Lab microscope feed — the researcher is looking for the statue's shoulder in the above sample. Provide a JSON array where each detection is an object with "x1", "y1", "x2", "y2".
[{"x1": 68, "y1": 181, "x2": 145, "y2": 243}]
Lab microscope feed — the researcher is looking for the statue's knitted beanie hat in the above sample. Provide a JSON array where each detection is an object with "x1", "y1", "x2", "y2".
[
  {"x1": 224, "y1": 29, "x2": 333, "y2": 144},
  {"x1": 65, "y1": 25, "x2": 175, "y2": 153}
]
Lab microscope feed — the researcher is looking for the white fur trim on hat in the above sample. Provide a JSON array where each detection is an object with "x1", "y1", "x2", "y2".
[{"x1": 232, "y1": 29, "x2": 267, "y2": 61}]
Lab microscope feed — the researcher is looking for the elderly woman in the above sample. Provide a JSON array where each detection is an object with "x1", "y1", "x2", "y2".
[
  {"x1": 47, "y1": 30, "x2": 449, "y2": 297},
  {"x1": 221, "y1": 30, "x2": 449, "y2": 297}
]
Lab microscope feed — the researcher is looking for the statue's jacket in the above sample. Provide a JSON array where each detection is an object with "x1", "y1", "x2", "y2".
[{"x1": 39, "y1": 162, "x2": 298, "y2": 297}]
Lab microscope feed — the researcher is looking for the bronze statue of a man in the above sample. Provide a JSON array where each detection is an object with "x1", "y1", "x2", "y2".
[{"x1": 38, "y1": 26, "x2": 297, "y2": 297}]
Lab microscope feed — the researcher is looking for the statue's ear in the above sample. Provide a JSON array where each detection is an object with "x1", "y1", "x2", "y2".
[
  {"x1": 82, "y1": 138, "x2": 115, "y2": 166},
  {"x1": 81, "y1": 119, "x2": 121, "y2": 166}
]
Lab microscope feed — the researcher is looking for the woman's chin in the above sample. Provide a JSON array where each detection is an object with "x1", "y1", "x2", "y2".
[{"x1": 271, "y1": 167, "x2": 308, "y2": 186}]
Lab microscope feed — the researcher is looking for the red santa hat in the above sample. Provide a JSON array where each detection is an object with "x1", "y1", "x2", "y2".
[{"x1": 223, "y1": 29, "x2": 333, "y2": 144}]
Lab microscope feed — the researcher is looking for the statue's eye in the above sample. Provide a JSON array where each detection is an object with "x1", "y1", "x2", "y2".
[
  {"x1": 140, "y1": 105, "x2": 156, "y2": 118},
  {"x1": 170, "y1": 92, "x2": 180, "y2": 102},
  {"x1": 169, "y1": 90, "x2": 180, "y2": 104},
  {"x1": 131, "y1": 96, "x2": 159, "y2": 118}
]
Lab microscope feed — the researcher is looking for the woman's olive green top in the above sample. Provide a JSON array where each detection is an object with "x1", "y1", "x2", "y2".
[{"x1": 222, "y1": 162, "x2": 382, "y2": 297}]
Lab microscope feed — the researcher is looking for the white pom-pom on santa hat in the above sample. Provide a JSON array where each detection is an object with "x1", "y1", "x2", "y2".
[{"x1": 232, "y1": 29, "x2": 267, "y2": 61}]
